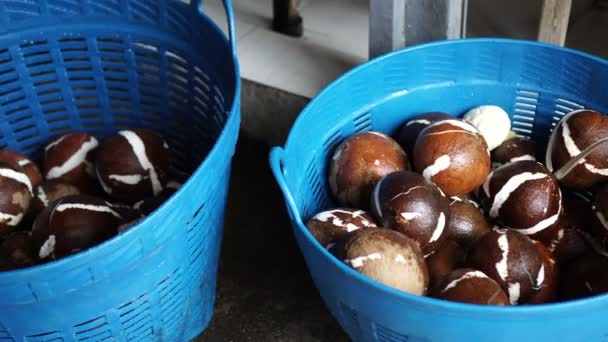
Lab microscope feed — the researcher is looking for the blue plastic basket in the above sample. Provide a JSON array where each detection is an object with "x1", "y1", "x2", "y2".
[
  {"x1": 0, "y1": 0, "x2": 239, "y2": 340},
  {"x1": 270, "y1": 39, "x2": 608, "y2": 341}
]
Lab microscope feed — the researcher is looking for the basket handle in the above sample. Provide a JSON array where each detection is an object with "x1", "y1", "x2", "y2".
[
  {"x1": 269, "y1": 147, "x2": 303, "y2": 225},
  {"x1": 222, "y1": 0, "x2": 237, "y2": 56},
  {"x1": 198, "y1": 0, "x2": 237, "y2": 56}
]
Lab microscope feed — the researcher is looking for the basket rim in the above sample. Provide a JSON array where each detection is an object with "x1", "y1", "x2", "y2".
[
  {"x1": 283, "y1": 38, "x2": 608, "y2": 317},
  {"x1": 285, "y1": 38, "x2": 608, "y2": 151},
  {"x1": 0, "y1": 12, "x2": 241, "y2": 284}
]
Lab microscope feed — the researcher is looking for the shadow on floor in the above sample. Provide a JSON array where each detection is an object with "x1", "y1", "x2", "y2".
[{"x1": 197, "y1": 134, "x2": 348, "y2": 342}]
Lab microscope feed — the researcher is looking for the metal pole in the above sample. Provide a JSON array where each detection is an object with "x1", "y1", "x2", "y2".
[{"x1": 369, "y1": 0, "x2": 468, "y2": 59}]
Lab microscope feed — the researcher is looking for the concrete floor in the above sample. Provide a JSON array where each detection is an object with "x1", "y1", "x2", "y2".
[{"x1": 195, "y1": 134, "x2": 348, "y2": 342}]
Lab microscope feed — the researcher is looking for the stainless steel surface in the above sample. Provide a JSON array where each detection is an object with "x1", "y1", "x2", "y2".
[{"x1": 369, "y1": 0, "x2": 468, "y2": 58}]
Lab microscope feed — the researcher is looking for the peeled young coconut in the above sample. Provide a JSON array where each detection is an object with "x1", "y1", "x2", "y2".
[
  {"x1": 344, "y1": 228, "x2": 429, "y2": 295},
  {"x1": 432, "y1": 268, "x2": 509, "y2": 305},
  {"x1": 306, "y1": 208, "x2": 377, "y2": 247},
  {"x1": 546, "y1": 109, "x2": 608, "y2": 189},
  {"x1": 463, "y1": 105, "x2": 511, "y2": 151}
]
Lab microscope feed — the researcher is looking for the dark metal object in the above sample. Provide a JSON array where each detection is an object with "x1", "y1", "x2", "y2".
[{"x1": 273, "y1": 0, "x2": 303, "y2": 37}]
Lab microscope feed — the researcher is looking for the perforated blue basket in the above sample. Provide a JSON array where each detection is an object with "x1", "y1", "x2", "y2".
[
  {"x1": 0, "y1": 0, "x2": 239, "y2": 340},
  {"x1": 270, "y1": 39, "x2": 608, "y2": 341}
]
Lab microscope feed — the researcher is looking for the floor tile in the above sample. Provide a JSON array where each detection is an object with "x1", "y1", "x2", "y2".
[
  {"x1": 202, "y1": 1, "x2": 257, "y2": 41},
  {"x1": 300, "y1": 0, "x2": 369, "y2": 60},
  {"x1": 238, "y1": 27, "x2": 364, "y2": 98}
]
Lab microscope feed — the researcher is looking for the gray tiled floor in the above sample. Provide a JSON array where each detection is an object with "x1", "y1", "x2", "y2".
[
  {"x1": 207, "y1": 0, "x2": 608, "y2": 101},
  {"x1": 205, "y1": 0, "x2": 368, "y2": 99}
]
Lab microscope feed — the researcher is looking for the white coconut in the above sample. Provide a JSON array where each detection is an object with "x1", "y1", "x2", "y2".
[{"x1": 463, "y1": 105, "x2": 511, "y2": 151}]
